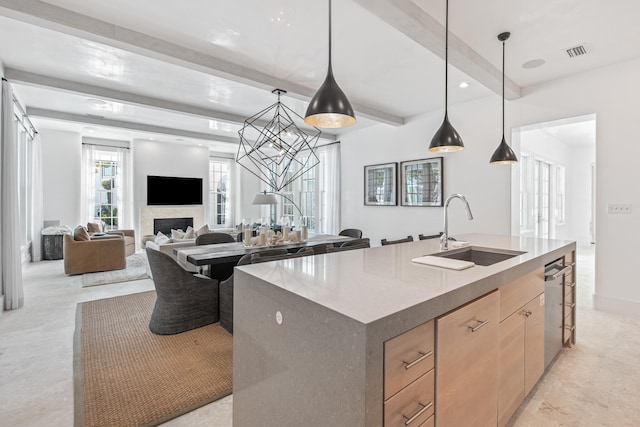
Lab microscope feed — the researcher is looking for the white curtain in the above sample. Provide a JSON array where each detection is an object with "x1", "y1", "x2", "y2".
[
  {"x1": 318, "y1": 142, "x2": 341, "y2": 235},
  {"x1": 1, "y1": 79, "x2": 24, "y2": 310},
  {"x1": 30, "y1": 133, "x2": 43, "y2": 262},
  {"x1": 81, "y1": 144, "x2": 98, "y2": 224},
  {"x1": 116, "y1": 147, "x2": 133, "y2": 229}
]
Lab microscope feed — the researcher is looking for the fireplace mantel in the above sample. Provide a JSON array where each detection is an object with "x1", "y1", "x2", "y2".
[{"x1": 140, "y1": 206, "x2": 205, "y2": 237}]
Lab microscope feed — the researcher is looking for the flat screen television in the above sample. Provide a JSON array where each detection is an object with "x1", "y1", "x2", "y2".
[{"x1": 147, "y1": 175, "x2": 203, "y2": 206}]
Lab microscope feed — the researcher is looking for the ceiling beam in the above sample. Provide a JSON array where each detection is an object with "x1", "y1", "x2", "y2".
[
  {"x1": 27, "y1": 107, "x2": 241, "y2": 144},
  {"x1": 6, "y1": 68, "x2": 338, "y2": 140},
  {"x1": 0, "y1": 0, "x2": 404, "y2": 126},
  {"x1": 353, "y1": 0, "x2": 521, "y2": 100}
]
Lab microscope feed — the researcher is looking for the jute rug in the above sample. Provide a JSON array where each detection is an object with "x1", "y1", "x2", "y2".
[
  {"x1": 82, "y1": 253, "x2": 149, "y2": 287},
  {"x1": 74, "y1": 291, "x2": 233, "y2": 427}
]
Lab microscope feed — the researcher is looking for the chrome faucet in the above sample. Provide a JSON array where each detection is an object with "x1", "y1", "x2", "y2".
[{"x1": 441, "y1": 194, "x2": 474, "y2": 250}]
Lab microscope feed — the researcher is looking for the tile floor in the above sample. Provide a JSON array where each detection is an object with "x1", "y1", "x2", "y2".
[{"x1": 0, "y1": 245, "x2": 637, "y2": 426}]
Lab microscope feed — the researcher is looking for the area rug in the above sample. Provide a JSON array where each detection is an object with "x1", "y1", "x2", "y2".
[
  {"x1": 73, "y1": 291, "x2": 233, "y2": 427},
  {"x1": 81, "y1": 252, "x2": 149, "y2": 287}
]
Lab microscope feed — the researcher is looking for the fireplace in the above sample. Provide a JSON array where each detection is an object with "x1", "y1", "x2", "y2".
[
  {"x1": 154, "y1": 217, "x2": 193, "y2": 236},
  {"x1": 140, "y1": 206, "x2": 205, "y2": 238}
]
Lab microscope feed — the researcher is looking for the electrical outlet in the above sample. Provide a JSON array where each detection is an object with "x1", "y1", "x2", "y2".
[{"x1": 608, "y1": 203, "x2": 633, "y2": 214}]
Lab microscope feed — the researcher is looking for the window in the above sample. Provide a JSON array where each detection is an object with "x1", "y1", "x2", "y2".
[
  {"x1": 556, "y1": 165, "x2": 566, "y2": 225},
  {"x1": 15, "y1": 105, "x2": 34, "y2": 247},
  {"x1": 266, "y1": 153, "x2": 319, "y2": 231},
  {"x1": 209, "y1": 158, "x2": 232, "y2": 228},
  {"x1": 93, "y1": 151, "x2": 119, "y2": 229},
  {"x1": 519, "y1": 153, "x2": 532, "y2": 234}
]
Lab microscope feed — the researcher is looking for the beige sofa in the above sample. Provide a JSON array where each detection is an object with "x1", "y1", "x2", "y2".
[
  {"x1": 87, "y1": 221, "x2": 135, "y2": 256},
  {"x1": 63, "y1": 233, "x2": 126, "y2": 275}
]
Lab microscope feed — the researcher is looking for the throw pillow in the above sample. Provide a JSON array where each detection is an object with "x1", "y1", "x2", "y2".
[
  {"x1": 87, "y1": 222, "x2": 101, "y2": 233},
  {"x1": 196, "y1": 224, "x2": 210, "y2": 237},
  {"x1": 184, "y1": 226, "x2": 196, "y2": 239},
  {"x1": 74, "y1": 226, "x2": 90, "y2": 241},
  {"x1": 154, "y1": 232, "x2": 171, "y2": 245},
  {"x1": 171, "y1": 229, "x2": 185, "y2": 240}
]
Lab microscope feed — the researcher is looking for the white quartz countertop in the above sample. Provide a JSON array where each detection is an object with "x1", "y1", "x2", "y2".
[{"x1": 236, "y1": 233, "x2": 575, "y2": 324}]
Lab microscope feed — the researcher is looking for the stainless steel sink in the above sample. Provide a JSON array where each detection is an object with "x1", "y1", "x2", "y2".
[{"x1": 431, "y1": 246, "x2": 525, "y2": 266}]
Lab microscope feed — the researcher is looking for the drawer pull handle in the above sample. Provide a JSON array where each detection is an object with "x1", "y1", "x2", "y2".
[
  {"x1": 403, "y1": 351, "x2": 433, "y2": 370},
  {"x1": 523, "y1": 310, "x2": 533, "y2": 317},
  {"x1": 469, "y1": 319, "x2": 489, "y2": 332},
  {"x1": 403, "y1": 401, "x2": 433, "y2": 425}
]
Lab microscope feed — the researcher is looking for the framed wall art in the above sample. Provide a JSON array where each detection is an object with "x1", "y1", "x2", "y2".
[
  {"x1": 400, "y1": 157, "x2": 443, "y2": 207},
  {"x1": 364, "y1": 162, "x2": 397, "y2": 206}
]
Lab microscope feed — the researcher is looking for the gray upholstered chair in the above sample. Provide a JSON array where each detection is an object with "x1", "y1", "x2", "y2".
[
  {"x1": 219, "y1": 248, "x2": 288, "y2": 334},
  {"x1": 250, "y1": 247, "x2": 315, "y2": 264},
  {"x1": 339, "y1": 228, "x2": 363, "y2": 238},
  {"x1": 340, "y1": 238, "x2": 370, "y2": 248},
  {"x1": 146, "y1": 247, "x2": 219, "y2": 335},
  {"x1": 196, "y1": 232, "x2": 235, "y2": 245},
  {"x1": 196, "y1": 232, "x2": 236, "y2": 281},
  {"x1": 381, "y1": 236, "x2": 414, "y2": 246},
  {"x1": 311, "y1": 243, "x2": 333, "y2": 254},
  {"x1": 327, "y1": 239, "x2": 370, "y2": 253}
]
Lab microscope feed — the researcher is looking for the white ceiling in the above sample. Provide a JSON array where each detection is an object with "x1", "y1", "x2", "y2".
[{"x1": 1, "y1": 0, "x2": 638, "y2": 151}]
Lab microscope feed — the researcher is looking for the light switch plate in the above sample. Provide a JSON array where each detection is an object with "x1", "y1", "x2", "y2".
[{"x1": 608, "y1": 203, "x2": 632, "y2": 214}]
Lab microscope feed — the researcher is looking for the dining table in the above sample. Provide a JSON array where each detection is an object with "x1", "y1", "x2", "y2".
[{"x1": 173, "y1": 234, "x2": 354, "y2": 271}]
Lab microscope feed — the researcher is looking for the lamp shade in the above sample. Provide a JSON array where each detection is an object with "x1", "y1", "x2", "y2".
[
  {"x1": 304, "y1": 69, "x2": 356, "y2": 128},
  {"x1": 429, "y1": 114, "x2": 464, "y2": 152},
  {"x1": 490, "y1": 136, "x2": 518, "y2": 164},
  {"x1": 303, "y1": 0, "x2": 356, "y2": 129},
  {"x1": 252, "y1": 193, "x2": 278, "y2": 205}
]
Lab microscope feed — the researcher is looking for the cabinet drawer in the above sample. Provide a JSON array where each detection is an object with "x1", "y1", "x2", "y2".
[
  {"x1": 384, "y1": 320, "x2": 434, "y2": 400},
  {"x1": 563, "y1": 309, "x2": 575, "y2": 343},
  {"x1": 384, "y1": 369, "x2": 434, "y2": 427},
  {"x1": 418, "y1": 414, "x2": 434, "y2": 427},
  {"x1": 500, "y1": 268, "x2": 544, "y2": 321}
]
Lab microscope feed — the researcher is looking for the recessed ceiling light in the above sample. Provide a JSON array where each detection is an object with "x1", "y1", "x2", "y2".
[
  {"x1": 459, "y1": 82, "x2": 469, "y2": 88},
  {"x1": 198, "y1": 143, "x2": 202, "y2": 146},
  {"x1": 522, "y1": 59, "x2": 546, "y2": 69},
  {"x1": 149, "y1": 137, "x2": 154, "y2": 140},
  {"x1": 83, "y1": 127, "x2": 95, "y2": 133}
]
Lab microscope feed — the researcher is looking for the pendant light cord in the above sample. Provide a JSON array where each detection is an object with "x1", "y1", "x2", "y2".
[
  {"x1": 445, "y1": 0, "x2": 449, "y2": 111},
  {"x1": 328, "y1": 0, "x2": 333, "y2": 72},
  {"x1": 502, "y1": 38, "x2": 505, "y2": 138}
]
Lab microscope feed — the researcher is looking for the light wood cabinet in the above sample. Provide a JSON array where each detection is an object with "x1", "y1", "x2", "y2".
[
  {"x1": 436, "y1": 290, "x2": 499, "y2": 427},
  {"x1": 563, "y1": 251, "x2": 577, "y2": 346},
  {"x1": 384, "y1": 320, "x2": 435, "y2": 426},
  {"x1": 497, "y1": 268, "x2": 545, "y2": 427}
]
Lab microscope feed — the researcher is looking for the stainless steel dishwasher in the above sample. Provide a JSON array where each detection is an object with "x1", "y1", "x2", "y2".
[{"x1": 544, "y1": 260, "x2": 573, "y2": 368}]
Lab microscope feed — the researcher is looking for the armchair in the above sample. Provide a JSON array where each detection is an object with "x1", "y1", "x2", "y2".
[{"x1": 63, "y1": 233, "x2": 126, "y2": 275}]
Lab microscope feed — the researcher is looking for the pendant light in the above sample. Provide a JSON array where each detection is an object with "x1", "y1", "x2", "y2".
[
  {"x1": 429, "y1": 0, "x2": 464, "y2": 152},
  {"x1": 490, "y1": 32, "x2": 518, "y2": 165},
  {"x1": 304, "y1": 0, "x2": 356, "y2": 129}
]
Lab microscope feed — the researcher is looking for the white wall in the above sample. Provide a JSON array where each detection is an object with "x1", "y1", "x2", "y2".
[
  {"x1": 340, "y1": 94, "x2": 511, "y2": 247},
  {"x1": 132, "y1": 140, "x2": 210, "y2": 233},
  {"x1": 341, "y1": 57, "x2": 640, "y2": 315},
  {"x1": 509, "y1": 57, "x2": 640, "y2": 315},
  {"x1": 570, "y1": 146, "x2": 595, "y2": 245},
  {"x1": 40, "y1": 129, "x2": 82, "y2": 228}
]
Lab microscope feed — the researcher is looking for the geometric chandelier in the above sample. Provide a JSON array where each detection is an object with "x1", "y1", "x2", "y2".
[{"x1": 237, "y1": 89, "x2": 322, "y2": 192}]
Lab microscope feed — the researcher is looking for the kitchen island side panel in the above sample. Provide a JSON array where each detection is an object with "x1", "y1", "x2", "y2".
[{"x1": 233, "y1": 269, "x2": 369, "y2": 427}]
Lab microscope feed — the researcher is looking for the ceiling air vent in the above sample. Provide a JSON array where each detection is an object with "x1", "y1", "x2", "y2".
[{"x1": 566, "y1": 45, "x2": 587, "y2": 58}]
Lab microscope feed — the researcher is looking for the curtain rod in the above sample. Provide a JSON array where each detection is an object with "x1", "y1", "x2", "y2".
[
  {"x1": 3, "y1": 76, "x2": 38, "y2": 135},
  {"x1": 82, "y1": 142, "x2": 130, "y2": 150},
  {"x1": 317, "y1": 140, "x2": 341, "y2": 148}
]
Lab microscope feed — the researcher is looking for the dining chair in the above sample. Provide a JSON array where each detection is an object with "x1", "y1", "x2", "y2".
[
  {"x1": 339, "y1": 228, "x2": 363, "y2": 239},
  {"x1": 250, "y1": 247, "x2": 315, "y2": 264},
  {"x1": 380, "y1": 236, "x2": 414, "y2": 246},
  {"x1": 327, "y1": 241, "x2": 370, "y2": 253},
  {"x1": 419, "y1": 233, "x2": 441, "y2": 240},
  {"x1": 146, "y1": 247, "x2": 219, "y2": 335},
  {"x1": 196, "y1": 232, "x2": 235, "y2": 245},
  {"x1": 340, "y1": 238, "x2": 370, "y2": 248}
]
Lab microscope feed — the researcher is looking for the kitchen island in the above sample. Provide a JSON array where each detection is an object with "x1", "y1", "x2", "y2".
[{"x1": 232, "y1": 233, "x2": 576, "y2": 427}]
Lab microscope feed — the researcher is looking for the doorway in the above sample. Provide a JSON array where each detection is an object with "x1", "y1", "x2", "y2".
[{"x1": 511, "y1": 114, "x2": 596, "y2": 246}]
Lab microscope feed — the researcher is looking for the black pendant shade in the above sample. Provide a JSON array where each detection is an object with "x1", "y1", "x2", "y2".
[
  {"x1": 490, "y1": 31, "x2": 518, "y2": 165},
  {"x1": 304, "y1": 0, "x2": 356, "y2": 129},
  {"x1": 490, "y1": 136, "x2": 518, "y2": 164},
  {"x1": 429, "y1": 0, "x2": 464, "y2": 152},
  {"x1": 429, "y1": 113, "x2": 464, "y2": 152}
]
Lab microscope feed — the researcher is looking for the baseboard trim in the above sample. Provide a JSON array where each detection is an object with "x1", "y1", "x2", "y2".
[
  {"x1": 593, "y1": 293, "x2": 640, "y2": 317},
  {"x1": 0, "y1": 295, "x2": 4, "y2": 317}
]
